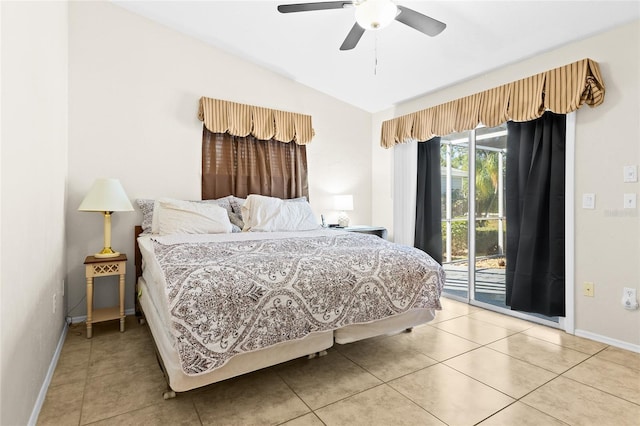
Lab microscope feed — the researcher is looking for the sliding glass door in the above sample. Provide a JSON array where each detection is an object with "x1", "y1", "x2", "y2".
[
  {"x1": 440, "y1": 130, "x2": 471, "y2": 300},
  {"x1": 440, "y1": 124, "x2": 559, "y2": 324},
  {"x1": 472, "y1": 125, "x2": 507, "y2": 308},
  {"x1": 441, "y1": 125, "x2": 541, "y2": 315}
]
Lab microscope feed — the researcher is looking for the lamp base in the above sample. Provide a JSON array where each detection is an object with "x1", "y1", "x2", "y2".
[
  {"x1": 337, "y1": 212, "x2": 350, "y2": 227},
  {"x1": 94, "y1": 248, "x2": 120, "y2": 258}
]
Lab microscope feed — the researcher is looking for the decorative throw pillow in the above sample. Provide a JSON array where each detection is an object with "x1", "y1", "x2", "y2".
[
  {"x1": 136, "y1": 199, "x2": 155, "y2": 234},
  {"x1": 229, "y1": 196, "x2": 246, "y2": 216},
  {"x1": 228, "y1": 211, "x2": 245, "y2": 230}
]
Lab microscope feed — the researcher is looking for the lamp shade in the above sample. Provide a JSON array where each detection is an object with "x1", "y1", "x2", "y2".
[
  {"x1": 78, "y1": 178, "x2": 134, "y2": 212},
  {"x1": 334, "y1": 195, "x2": 354, "y2": 211},
  {"x1": 355, "y1": 0, "x2": 398, "y2": 31}
]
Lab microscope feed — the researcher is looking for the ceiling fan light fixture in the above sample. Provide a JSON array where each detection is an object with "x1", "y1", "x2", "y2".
[{"x1": 354, "y1": 0, "x2": 398, "y2": 31}]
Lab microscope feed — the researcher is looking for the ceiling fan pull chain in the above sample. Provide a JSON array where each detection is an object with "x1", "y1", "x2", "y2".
[{"x1": 374, "y1": 32, "x2": 378, "y2": 75}]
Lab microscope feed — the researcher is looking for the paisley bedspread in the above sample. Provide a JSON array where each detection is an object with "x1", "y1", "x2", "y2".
[{"x1": 149, "y1": 232, "x2": 445, "y2": 375}]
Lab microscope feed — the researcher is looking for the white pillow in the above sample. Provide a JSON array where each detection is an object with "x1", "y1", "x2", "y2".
[
  {"x1": 155, "y1": 198, "x2": 233, "y2": 235},
  {"x1": 150, "y1": 197, "x2": 234, "y2": 234},
  {"x1": 242, "y1": 194, "x2": 319, "y2": 232}
]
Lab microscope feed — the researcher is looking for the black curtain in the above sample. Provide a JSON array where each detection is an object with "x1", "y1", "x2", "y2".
[
  {"x1": 506, "y1": 112, "x2": 566, "y2": 317},
  {"x1": 415, "y1": 137, "x2": 443, "y2": 264}
]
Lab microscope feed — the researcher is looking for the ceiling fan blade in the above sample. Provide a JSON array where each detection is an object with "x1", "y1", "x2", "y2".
[
  {"x1": 340, "y1": 22, "x2": 365, "y2": 51},
  {"x1": 395, "y1": 5, "x2": 446, "y2": 37},
  {"x1": 278, "y1": 2, "x2": 352, "y2": 13}
]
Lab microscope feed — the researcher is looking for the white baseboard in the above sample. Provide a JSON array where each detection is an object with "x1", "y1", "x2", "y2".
[
  {"x1": 28, "y1": 323, "x2": 68, "y2": 426},
  {"x1": 575, "y1": 329, "x2": 640, "y2": 353},
  {"x1": 69, "y1": 307, "x2": 136, "y2": 325}
]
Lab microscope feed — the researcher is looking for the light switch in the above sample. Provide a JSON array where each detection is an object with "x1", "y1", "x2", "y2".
[
  {"x1": 624, "y1": 165, "x2": 638, "y2": 183},
  {"x1": 582, "y1": 193, "x2": 595, "y2": 209},
  {"x1": 624, "y1": 193, "x2": 637, "y2": 209}
]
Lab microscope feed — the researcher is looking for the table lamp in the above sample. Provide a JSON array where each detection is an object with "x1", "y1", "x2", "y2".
[
  {"x1": 334, "y1": 194, "x2": 354, "y2": 227},
  {"x1": 78, "y1": 178, "x2": 134, "y2": 258}
]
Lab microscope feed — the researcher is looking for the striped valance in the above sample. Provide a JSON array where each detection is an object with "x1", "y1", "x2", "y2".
[
  {"x1": 381, "y1": 58, "x2": 605, "y2": 148},
  {"x1": 198, "y1": 97, "x2": 315, "y2": 145}
]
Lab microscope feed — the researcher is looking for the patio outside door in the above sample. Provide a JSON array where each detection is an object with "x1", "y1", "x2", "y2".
[{"x1": 440, "y1": 124, "x2": 557, "y2": 323}]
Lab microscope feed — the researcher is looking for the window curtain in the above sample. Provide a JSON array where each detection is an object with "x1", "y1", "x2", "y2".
[
  {"x1": 393, "y1": 140, "x2": 418, "y2": 246},
  {"x1": 415, "y1": 137, "x2": 443, "y2": 264},
  {"x1": 198, "y1": 97, "x2": 314, "y2": 145},
  {"x1": 505, "y1": 111, "x2": 566, "y2": 317},
  {"x1": 202, "y1": 128, "x2": 309, "y2": 200},
  {"x1": 381, "y1": 58, "x2": 604, "y2": 148}
]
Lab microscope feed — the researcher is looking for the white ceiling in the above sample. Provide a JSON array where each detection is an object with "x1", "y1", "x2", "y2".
[{"x1": 114, "y1": 1, "x2": 640, "y2": 112}]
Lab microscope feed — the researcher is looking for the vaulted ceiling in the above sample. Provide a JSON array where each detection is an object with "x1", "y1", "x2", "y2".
[{"x1": 114, "y1": 1, "x2": 640, "y2": 112}]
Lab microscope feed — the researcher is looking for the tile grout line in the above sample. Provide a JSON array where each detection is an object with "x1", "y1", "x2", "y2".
[
  {"x1": 384, "y1": 381, "x2": 450, "y2": 425},
  {"x1": 433, "y1": 317, "x2": 575, "y2": 425},
  {"x1": 473, "y1": 398, "x2": 572, "y2": 426},
  {"x1": 556, "y1": 352, "x2": 640, "y2": 408},
  {"x1": 481, "y1": 341, "x2": 582, "y2": 376},
  {"x1": 273, "y1": 360, "x2": 328, "y2": 424},
  {"x1": 191, "y1": 397, "x2": 205, "y2": 426},
  {"x1": 454, "y1": 324, "x2": 573, "y2": 425},
  {"x1": 77, "y1": 335, "x2": 92, "y2": 426}
]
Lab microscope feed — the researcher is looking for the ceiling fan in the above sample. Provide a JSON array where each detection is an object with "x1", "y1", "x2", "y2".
[{"x1": 277, "y1": 0, "x2": 446, "y2": 51}]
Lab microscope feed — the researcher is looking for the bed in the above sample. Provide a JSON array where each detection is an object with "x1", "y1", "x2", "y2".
[{"x1": 135, "y1": 195, "x2": 445, "y2": 398}]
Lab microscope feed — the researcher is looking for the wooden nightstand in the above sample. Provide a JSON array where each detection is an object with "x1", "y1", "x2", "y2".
[
  {"x1": 84, "y1": 254, "x2": 127, "y2": 338},
  {"x1": 340, "y1": 226, "x2": 388, "y2": 239}
]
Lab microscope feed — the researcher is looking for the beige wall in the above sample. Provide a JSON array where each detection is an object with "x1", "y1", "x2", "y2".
[
  {"x1": 372, "y1": 20, "x2": 640, "y2": 347},
  {"x1": 0, "y1": 1, "x2": 68, "y2": 424},
  {"x1": 67, "y1": 2, "x2": 372, "y2": 316}
]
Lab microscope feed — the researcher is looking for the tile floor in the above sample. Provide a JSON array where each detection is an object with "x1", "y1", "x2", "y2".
[{"x1": 38, "y1": 298, "x2": 640, "y2": 425}]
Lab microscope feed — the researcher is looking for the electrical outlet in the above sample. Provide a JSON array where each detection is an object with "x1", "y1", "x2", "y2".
[
  {"x1": 623, "y1": 165, "x2": 638, "y2": 183},
  {"x1": 52, "y1": 293, "x2": 57, "y2": 314},
  {"x1": 582, "y1": 193, "x2": 595, "y2": 209},
  {"x1": 623, "y1": 193, "x2": 637, "y2": 209},
  {"x1": 622, "y1": 287, "x2": 638, "y2": 310},
  {"x1": 61, "y1": 279, "x2": 65, "y2": 297},
  {"x1": 583, "y1": 282, "x2": 594, "y2": 297}
]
